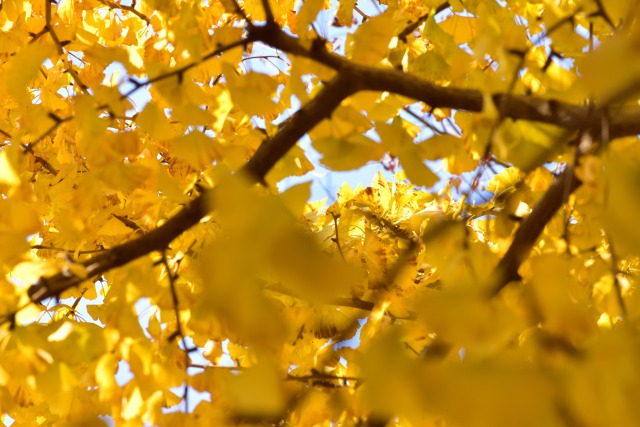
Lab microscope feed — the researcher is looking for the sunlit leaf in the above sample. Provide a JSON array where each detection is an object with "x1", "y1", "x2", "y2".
[
  {"x1": 314, "y1": 135, "x2": 384, "y2": 171},
  {"x1": 225, "y1": 68, "x2": 279, "y2": 116},
  {"x1": 345, "y1": 11, "x2": 395, "y2": 65}
]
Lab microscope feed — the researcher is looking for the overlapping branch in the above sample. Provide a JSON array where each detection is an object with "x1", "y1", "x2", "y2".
[
  {"x1": 249, "y1": 24, "x2": 640, "y2": 137},
  {"x1": 27, "y1": 70, "x2": 356, "y2": 303},
  {"x1": 25, "y1": 18, "x2": 640, "y2": 308}
]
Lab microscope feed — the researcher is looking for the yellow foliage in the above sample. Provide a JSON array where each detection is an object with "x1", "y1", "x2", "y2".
[{"x1": 2, "y1": 0, "x2": 640, "y2": 425}]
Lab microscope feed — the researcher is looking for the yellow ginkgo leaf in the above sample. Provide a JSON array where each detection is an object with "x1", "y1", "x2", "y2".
[
  {"x1": 98, "y1": 217, "x2": 135, "y2": 236},
  {"x1": 410, "y1": 51, "x2": 451, "y2": 82},
  {"x1": 278, "y1": 181, "x2": 311, "y2": 217},
  {"x1": 395, "y1": 155, "x2": 436, "y2": 188},
  {"x1": 95, "y1": 353, "x2": 118, "y2": 401},
  {"x1": 221, "y1": 362, "x2": 286, "y2": 418},
  {"x1": 487, "y1": 167, "x2": 521, "y2": 193},
  {"x1": 378, "y1": 118, "x2": 439, "y2": 187},
  {"x1": 345, "y1": 11, "x2": 395, "y2": 65},
  {"x1": 439, "y1": 14, "x2": 478, "y2": 45},
  {"x1": 6, "y1": 42, "x2": 52, "y2": 105},
  {"x1": 225, "y1": 66, "x2": 279, "y2": 117},
  {"x1": 297, "y1": 0, "x2": 324, "y2": 37},
  {"x1": 171, "y1": 104, "x2": 215, "y2": 126},
  {"x1": 314, "y1": 135, "x2": 384, "y2": 171},
  {"x1": 171, "y1": 131, "x2": 222, "y2": 170},
  {"x1": 336, "y1": 0, "x2": 356, "y2": 26},
  {"x1": 137, "y1": 102, "x2": 180, "y2": 140}
]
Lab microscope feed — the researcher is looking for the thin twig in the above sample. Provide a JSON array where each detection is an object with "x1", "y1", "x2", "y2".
[
  {"x1": 285, "y1": 371, "x2": 361, "y2": 385},
  {"x1": 354, "y1": 5, "x2": 370, "y2": 21},
  {"x1": 98, "y1": 0, "x2": 151, "y2": 24},
  {"x1": 189, "y1": 364, "x2": 361, "y2": 386},
  {"x1": 67, "y1": 288, "x2": 88, "y2": 320},
  {"x1": 606, "y1": 238, "x2": 627, "y2": 320},
  {"x1": 189, "y1": 364, "x2": 246, "y2": 370},
  {"x1": 160, "y1": 253, "x2": 191, "y2": 413},
  {"x1": 401, "y1": 106, "x2": 443, "y2": 134},
  {"x1": 598, "y1": 110, "x2": 626, "y2": 319},
  {"x1": 532, "y1": 10, "x2": 580, "y2": 46},
  {"x1": 21, "y1": 143, "x2": 59, "y2": 175},
  {"x1": 592, "y1": 0, "x2": 615, "y2": 29},
  {"x1": 112, "y1": 214, "x2": 142, "y2": 231},
  {"x1": 31, "y1": 245, "x2": 107, "y2": 255},
  {"x1": 43, "y1": 0, "x2": 88, "y2": 92},
  {"x1": 116, "y1": 38, "x2": 251, "y2": 104},
  {"x1": 478, "y1": 48, "x2": 527, "y2": 178},
  {"x1": 397, "y1": 2, "x2": 450, "y2": 42},
  {"x1": 330, "y1": 212, "x2": 346, "y2": 261}
]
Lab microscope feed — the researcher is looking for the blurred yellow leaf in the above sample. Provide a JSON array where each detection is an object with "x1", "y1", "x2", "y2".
[
  {"x1": 297, "y1": 0, "x2": 324, "y2": 37},
  {"x1": 278, "y1": 181, "x2": 311, "y2": 217},
  {"x1": 487, "y1": 166, "x2": 521, "y2": 193},
  {"x1": 527, "y1": 255, "x2": 595, "y2": 340},
  {"x1": 314, "y1": 135, "x2": 384, "y2": 171},
  {"x1": 494, "y1": 120, "x2": 566, "y2": 172},
  {"x1": 345, "y1": 12, "x2": 394, "y2": 65},
  {"x1": 5, "y1": 42, "x2": 52, "y2": 105},
  {"x1": 171, "y1": 131, "x2": 222, "y2": 169},
  {"x1": 95, "y1": 353, "x2": 118, "y2": 401},
  {"x1": 222, "y1": 362, "x2": 285, "y2": 418},
  {"x1": 225, "y1": 68, "x2": 279, "y2": 116},
  {"x1": 439, "y1": 14, "x2": 477, "y2": 45},
  {"x1": 0, "y1": 149, "x2": 21, "y2": 187},
  {"x1": 138, "y1": 102, "x2": 179, "y2": 140},
  {"x1": 379, "y1": 118, "x2": 439, "y2": 187}
]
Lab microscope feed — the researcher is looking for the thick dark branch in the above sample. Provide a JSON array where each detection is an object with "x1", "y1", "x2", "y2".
[
  {"x1": 243, "y1": 72, "x2": 356, "y2": 180},
  {"x1": 490, "y1": 167, "x2": 582, "y2": 295},
  {"x1": 249, "y1": 26, "x2": 640, "y2": 138},
  {"x1": 27, "y1": 194, "x2": 209, "y2": 302}
]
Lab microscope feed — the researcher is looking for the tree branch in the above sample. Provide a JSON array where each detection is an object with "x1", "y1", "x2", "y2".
[
  {"x1": 249, "y1": 25, "x2": 640, "y2": 138},
  {"x1": 27, "y1": 194, "x2": 210, "y2": 302},
  {"x1": 117, "y1": 38, "x2": 253, "y2": 104},
  {"x1": 490, "y1": 166, "x2": 582, "y2": 295},
  {"x1": 264, "y1": 283, "x2": 417, "y2": 320},
  {"x1": 23, "y1": 22, "x2": 639, "y2": 313},
  {"x1": 98, "y1": 0, "x2": 151, "y2": 24},
  {"x1": 26, "y1": 71, "x2": 356, "y2": 304}
]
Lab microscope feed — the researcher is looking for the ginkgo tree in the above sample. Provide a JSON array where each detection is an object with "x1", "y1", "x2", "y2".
[{"x1": 2, "y1": 0, "x2": 640, "y2": 424}]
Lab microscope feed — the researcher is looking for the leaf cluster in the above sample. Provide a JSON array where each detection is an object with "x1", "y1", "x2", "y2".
[{"x1": 1, "y1": 0, "x2": 640, "y2": 425}]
